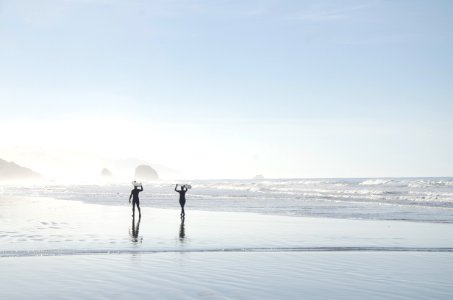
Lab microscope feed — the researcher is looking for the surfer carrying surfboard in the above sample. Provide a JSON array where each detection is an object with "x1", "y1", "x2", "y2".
[
  {"x1": 175, "y1": 184, "x2": 190, "y2": 217},
  {"x1": 129, "y1": 182, "x2": 143, "y2": 217}
]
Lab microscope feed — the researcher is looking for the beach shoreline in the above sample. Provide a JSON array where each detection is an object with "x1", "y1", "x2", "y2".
[
  {"x1": 1, "y1": 195, "x2": 453, "y2": 299},
  {"x1": 2, "y1": 178, "x2": 453, "y2": 223},
  {"x1": 2, "y1": 195, "x2": 453, "y2": 253}
]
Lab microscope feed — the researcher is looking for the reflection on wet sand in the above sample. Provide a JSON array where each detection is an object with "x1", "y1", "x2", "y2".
[
  {"x1": 179, "y1": 216, "x2": 185, "y2": 241},
  {"x1": 129, "y1": 215, "x2": 142, "y2": 244}
]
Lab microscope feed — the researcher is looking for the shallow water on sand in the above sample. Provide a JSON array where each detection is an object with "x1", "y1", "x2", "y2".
[
  {"x1": 1, "y1": 196, "x2": 453, "y2": 256},
  {"x1": 1, "y1": 252, "x2": 452, "y2": 300},
  {"x1": 1, "y1": 196, "x2": 453, "y2": 299}
]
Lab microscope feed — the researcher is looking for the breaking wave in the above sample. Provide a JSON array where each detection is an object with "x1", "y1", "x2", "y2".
[{"x1": 2, "y1": 177, "x2": 453, "y2": 223}]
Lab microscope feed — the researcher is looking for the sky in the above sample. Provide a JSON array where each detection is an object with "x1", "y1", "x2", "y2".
[{"x1": 0, "y1": 0, "x2": 452, "y2": 180}]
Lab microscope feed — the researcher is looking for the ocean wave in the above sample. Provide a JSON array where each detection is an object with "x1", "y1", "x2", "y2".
[
  {"x1": 408, "y1": 179, "x2": 453, "y2": 188},
  {"x1": 3, "y1": 178, "x2": 453, "y2": 223},
  {"x1": 359, "y1": 179, "x2": 393, "y2": 186}
]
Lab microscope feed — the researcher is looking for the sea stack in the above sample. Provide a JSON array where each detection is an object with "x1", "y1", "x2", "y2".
[
  {"x1": 100, "y1": 168, "x2": 113, "y2": 180},
  {"x1": 135, "y1": 164, "x2": 159, "y2": 181}
]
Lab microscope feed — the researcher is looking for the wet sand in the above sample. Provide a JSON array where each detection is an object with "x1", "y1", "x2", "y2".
[
  {"x1": 1, "y1": 252, "x2": 453, "y2": 300},
  {"x1": 1, "y1": 196, "x2": 453, "y2": 299}
]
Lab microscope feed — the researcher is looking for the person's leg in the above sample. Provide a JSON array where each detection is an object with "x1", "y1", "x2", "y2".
[
  {"x1": 137, "y1": 201, "x2": 141, "y2": 216},
  {"x1": 180, "y1": 200, "x2": 185, "y2": 217},
  {"x1": 132, "y1": 200, "x2": 136, "y2": 216}
]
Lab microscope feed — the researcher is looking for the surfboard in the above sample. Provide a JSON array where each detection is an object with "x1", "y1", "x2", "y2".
[
  {"x1": 132, "y1": 181, "x2": 142, "y2": 187},
  {"x1": 178, "y1": 184, "x2": 191, "y2": 189}
]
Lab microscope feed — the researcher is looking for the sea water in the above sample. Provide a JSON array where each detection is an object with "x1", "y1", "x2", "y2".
[{"x1": 2, "y1": 177, "x2": 453, "y2": 223}]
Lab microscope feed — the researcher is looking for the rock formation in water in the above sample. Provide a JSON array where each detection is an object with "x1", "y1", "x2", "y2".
[
  {"x1": 253, "y1": 174, "x2": 265, "y2": 180},
  {"x1": 100, "y1": 168, "x2": 113, "y2": 179},
  {"x1": 135, "y1": 164, "x2": 159, "y2": 181},
  {"x1": 108, "y1": 158, "x2": 179, "y2": 180},
  {"x1": 0, "y1": 158, "x2": 43, "y2": 181}
]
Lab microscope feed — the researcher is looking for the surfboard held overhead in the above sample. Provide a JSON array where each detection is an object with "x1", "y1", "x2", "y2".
[
  {"x1": 176, "y1": 184, "x2": 192, "y2": 189},
  {"x1": 132, "y1": 181, "x2": 142, "y2": 187}
]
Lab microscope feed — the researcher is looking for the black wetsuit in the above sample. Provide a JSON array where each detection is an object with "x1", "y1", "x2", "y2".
[
  {"x1": 131, "y1": 188, "x2": 141, "y2": 204},
  {"x1": 130, "y1": 186, "x2": 143, "y2": 215},
  {"x1": 175, "y1": 185, "x2": 188, "y2": 216},
  {"x1": 177, "y1": 190, "x2": 187, "y2": 208}
]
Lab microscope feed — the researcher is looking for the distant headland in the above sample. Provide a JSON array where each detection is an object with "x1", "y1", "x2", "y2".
[{"x1": 0, "y1": 158, "x2": 43, "y2": 182}]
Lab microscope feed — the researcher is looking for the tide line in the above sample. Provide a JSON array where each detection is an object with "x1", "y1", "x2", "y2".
[{"x1": 1, "y1": 247, "x2": 453, "y2": 258}]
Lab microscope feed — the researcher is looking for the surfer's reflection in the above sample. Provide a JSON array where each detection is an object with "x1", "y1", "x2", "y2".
[
  {"x1": 129, "y1": 215, "x2": 142, "y2": 244},
  {"x1": 179, "y1": 216, "x2": 186, "y2": 241}
]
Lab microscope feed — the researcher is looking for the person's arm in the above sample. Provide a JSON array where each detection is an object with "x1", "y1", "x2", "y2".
[
  {"x1": 140, "y1": 185, "x2": 144, "y2": 192},
  {"x1": 175, "y1": 184, "x2": 179, "y2": 192},
  {"x1": 129, "y1": 191, "x2": 132, "y2": 203}
]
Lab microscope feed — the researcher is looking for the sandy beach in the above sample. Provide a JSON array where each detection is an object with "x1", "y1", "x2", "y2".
[{"x1": 1, "y1": 195, "x2": 453, "y2": 299}]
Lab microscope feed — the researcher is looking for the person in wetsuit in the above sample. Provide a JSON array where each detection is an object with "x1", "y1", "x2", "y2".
[
  {"x1": 129, "y1": 184, "x2": 143, "y2": 217},
  {"x1": 175, "y1": 184, "x2": 189, "y2": 217}
]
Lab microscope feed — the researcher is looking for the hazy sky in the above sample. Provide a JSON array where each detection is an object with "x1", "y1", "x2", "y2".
[{"x1": 1, "y1": 0, "x2": 452, "y2": 180}]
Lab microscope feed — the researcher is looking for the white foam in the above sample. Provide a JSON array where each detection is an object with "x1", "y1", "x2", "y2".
[{"x1": 2, "y1": 177, "x2": 453, "y2": 222}]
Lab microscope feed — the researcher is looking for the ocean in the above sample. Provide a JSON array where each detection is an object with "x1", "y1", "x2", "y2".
[{"x1": 2, "y1": 177, "x2": 453, "y2": 223}]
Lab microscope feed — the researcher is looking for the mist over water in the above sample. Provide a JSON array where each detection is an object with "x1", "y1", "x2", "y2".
[{"x1": 3, "y1": 177, "x2": 453, "y2": 223}]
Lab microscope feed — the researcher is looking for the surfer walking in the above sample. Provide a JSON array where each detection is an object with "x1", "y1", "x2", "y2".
[
  {"x1": 175, "y1": 184, "x2": 190, "y2": 217},
  {"x1": 129, "y1": 182, "x2": 143, "y2": 217}
]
